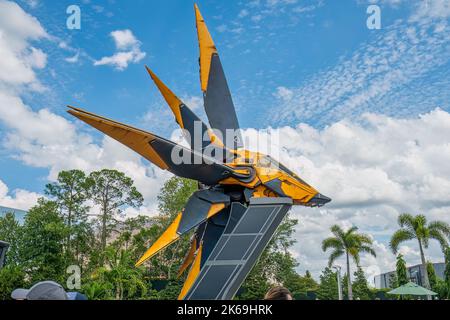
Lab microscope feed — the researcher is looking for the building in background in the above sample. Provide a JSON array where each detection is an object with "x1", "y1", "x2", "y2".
[
  {"x1": 375, "y1": 262, "x2": 445, "y2": 289},
  {"x1": 0, "y1": 240, "x2": 9, "y2": 269},
  {"x1": 0, "y1": 206, "x2": 28, "y2": 225}
]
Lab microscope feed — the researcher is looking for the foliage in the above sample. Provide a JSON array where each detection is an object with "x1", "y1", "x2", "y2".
[
  {"x1": 20, "y1": 199, "x2": 68, "y2": 284},
  {"x1": 389, "y1": 213, "x2": 450, "y2": 289},
  {"x1": 87, "y1": 169, "x2": 144, "y2": 257},
  {"x1": 322, "y1": 225, "x2": 376, "y2": 300},
  {"x1": 316, "y1": 267, "x2": 338, "y2": 300},
  {"x1": 157, "y1": 177, "x2": 198, "y2": 218},
  {"x1": 396, "y1": 254, "x2": 408, "y2": 286},
  {"x1": 45, "y1": 169, "x2": 91, "y2": 263},
  {"x1": 445, "y1": 247, "x2": 450, "y2": 299},
  {"x1": 288, "y1": 271, "x2": 319, "y2": 300},
  {"x1": 0, "y1": 212, "x2": 23, "y2": 265},
  {"x1": 0, "y1": 265, "x2": 26, "y2": 300},
  {"x1": 427, "y1": 261, "x2": 437, "y2": 291},
  {"x1": 352, "y1": 267, "x2": 371, "y2": 300}
]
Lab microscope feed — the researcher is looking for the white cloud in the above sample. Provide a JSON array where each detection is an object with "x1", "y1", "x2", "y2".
[
  {"x1": 0, "y1": 179, "x2": 41, "y2": 211},
  {"x1": 94, "y1": 29, "x2": 146, "y2": 71},
  {"x1": 0, "y1": 0, "x2": 48, "y2": 87},
  {"x1": 64, "y1": 51, "x2": 79, "y2": 64},
  {"x1": 242, "y1": 108, "x2": 450, "y2": 279},
  {"x1": 276, "y1": 4, "x2": 450, "y2": 126},
  {"x1": 410, "y1": 0, "x2": 450, "y2": 20}
]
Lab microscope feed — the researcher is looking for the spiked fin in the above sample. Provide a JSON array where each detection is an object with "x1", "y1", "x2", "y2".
[
  {"x1": 194, "y1": 4, "x2": 217, "y2": 92},
  {"x1": 145, "y1": 66, "x2": 184, "y2": 127},
  {"x1": 67, "y1": 106, "x2": 235, "y2": 185},
  {"x1": 145, "y1": 66, "x2": 228, "y2": 152},
  {"x1": 135, "y1": 212, "x2": 182, "y2": 267},
  {"x1": 178, "y1": 236, "x2": 197, "y2": 277},
  {"x1": 194, "y1": 4, "x2": 242, "y2": 149},
  {"x1": 178, "y1": 243, "x2": 202, "y2": 300}
]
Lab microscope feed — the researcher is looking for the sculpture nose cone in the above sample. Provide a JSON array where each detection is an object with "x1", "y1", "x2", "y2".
[{"x1": 308, "y1": 193, "x2": 331, "y2": 207}]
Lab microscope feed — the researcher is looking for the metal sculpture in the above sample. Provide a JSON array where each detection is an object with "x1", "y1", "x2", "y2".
[{"x1": 68, "y1": 4, "x2": 331, "y2": 300}]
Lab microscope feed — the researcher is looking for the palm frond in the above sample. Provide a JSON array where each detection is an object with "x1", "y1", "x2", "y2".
[
  {"x1": 330, "y1": 225, "x2": 345, "y2": 240},
  {"x1": 389, "y1": 229, "x2": 415, "y2": 254},
  {"x1": 322, "y1": 237, "x2": 343, "y2": 252},
  {"x1": 360, "y1": 245, "x2": 377, "y2": 257},
  {"x1": 429, "y1": 229, "x2": 449, "y2": 252},
  {"x1": 345, "y1": 226, "x2": 358, "y2": 237},
  {"x1": 429, "y1": 221, "x2": 450, "y2": 238},
  {"x1": 356, "y1": 233, "x2": 373, "y2": 245},
  {"x1": 328, "y1": 249, "x2": 344, "y2": 267},
  {"x1": 398, "y1": 213, "x2": 415, "y2": 229}
]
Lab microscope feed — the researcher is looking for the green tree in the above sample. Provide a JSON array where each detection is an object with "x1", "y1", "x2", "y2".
[
  {"x1": 157, "y1": 177, "x2": 198, "y2": 218},
  {"x1": 45, "y1": 169, "x2": 91, "y2": 262},
  {"x1": 20, "y1": 199, "x2": 68, "y2": 283},
  {"x1": 317, "y1": 267, "x2": 338, "y2": 300},
  {"x1": 0, "y1": 265, "x2": 26, "y2": 300},
  {"x1": 389, "y1": 213, "x2": 450, "y2": 289},
  {"x1": 352, "y1": 267, "x2": 371, "y2": 300},
  {"x1": 87, "y1": 169, "x2": 144, "y2": 258},
  {"x1": 445, "y1": 247, "x2": 450, "y2": 299},
  {"x1": 396, "y1": 254, "x2": 408, "y2": 286},
  {"x1": 389, "y1": 272, "x2": 398, "y2": 289},
  {"x1": 322, "y1": 225, "x2": 376, "y2": 300},
  {"x1": 0, "y1": 212, "x2": 23, "y2": 265},
  {"x1": 288, "y1": 271, "x2": 319, "y2": 299},
  {"x1": 427, "y1": 261, "x2": 437, "y2": 291}
]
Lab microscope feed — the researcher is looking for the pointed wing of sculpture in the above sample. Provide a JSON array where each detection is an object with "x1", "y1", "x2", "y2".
[
  {"x1": 67, "y1": 106, "x2": 233, "y2": 185},
  {"x1": 194, "y1": 4, "x2": 243, "y2": 150}
]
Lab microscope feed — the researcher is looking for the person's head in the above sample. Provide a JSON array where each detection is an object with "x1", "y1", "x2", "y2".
[{"x1": 264, "y1": 286, "x2": 293, "y2": 300}]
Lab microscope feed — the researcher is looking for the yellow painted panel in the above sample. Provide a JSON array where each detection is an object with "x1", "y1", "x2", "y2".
[
  {"x1": 194, "y1": 4, "x2": 218, "y2": 92},
  {"x1": 177, "y1": 237, "x2": 197, "y2": 278},
  {"x1": 145, "y1": 66, "x2": 184, "y2": 128},
  {"x1": 67, "y1": 106, "x2": 168, "y2": 170},
  {"x1": 135, "y1": 212, "x2": 183, "y2": 267},
  {"x1": 206, "y1": 203, "x2": 226, "y2": 218},
  {"x1": 178, "y1": 243, "x2": 203, "y2": 300}
]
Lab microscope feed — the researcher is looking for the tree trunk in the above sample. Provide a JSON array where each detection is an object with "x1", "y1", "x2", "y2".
[
  {"x1": 346, "y1": 251, "x2": 353, "y2": 300},
  {"x1": 418, "y1": 239, "x2": 431, "y2": 300},
  {"x1": 101, "y1": 201, "x2": 108, "y2": 265}
]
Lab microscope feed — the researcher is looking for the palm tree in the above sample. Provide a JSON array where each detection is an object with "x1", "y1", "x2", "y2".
[
  {"x1": 389, "y1": 213, "x2": 450, "y2": 289},
  {"x1": 322, "y1": 225, "x2": 376, "y2": 300}
]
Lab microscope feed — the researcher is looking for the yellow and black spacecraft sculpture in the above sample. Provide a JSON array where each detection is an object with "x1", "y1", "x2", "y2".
[{"x1": 68, "y1": 4, "x2": 331, "y2": 300}]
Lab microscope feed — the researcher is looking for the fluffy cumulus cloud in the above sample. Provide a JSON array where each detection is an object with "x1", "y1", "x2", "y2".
[
  {"x1": 0, "y1": 179, "x2": 40, "y2": 210},
  {"x1": 0, "y1": 0, "x2": 48, "y2": 88},
  {"x1": 94, "y1": 29, "x2": 146, "y2": 71},
  {"x1": 242, "y1": 108, "x2": 450, "y2": 282}
]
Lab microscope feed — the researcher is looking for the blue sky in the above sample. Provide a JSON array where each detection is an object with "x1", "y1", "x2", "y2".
[{"x1": 1, "y1": 0, "x2": 450, "y2": 278}]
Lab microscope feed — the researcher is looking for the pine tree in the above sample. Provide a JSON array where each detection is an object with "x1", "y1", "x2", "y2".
[
  {"x1": 427, "y1": 261, "x2": 437, "y2": 291},
  {"x1": 352, "y1": 267, "x2": 371, "y2": 300},
  {"x1": 396, "y1": 254, "x2": 408, "y2": 286},
  {"x1": 317, "y1": 267, "x2": 338, "y2": 300}
]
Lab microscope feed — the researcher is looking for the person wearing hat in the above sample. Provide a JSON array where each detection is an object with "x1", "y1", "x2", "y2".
[{"x1": 11, "y1": 281, "x2": 87, "y2": 300}]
